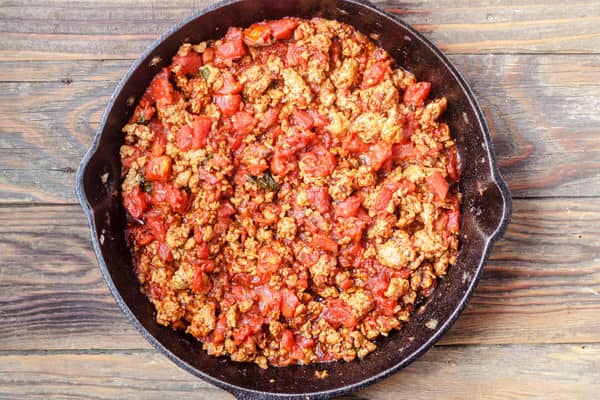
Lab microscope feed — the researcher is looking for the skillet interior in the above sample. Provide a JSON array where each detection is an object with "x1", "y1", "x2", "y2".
[{"x1": 76, "y1": 0, "x2": 511, "y2": 398}]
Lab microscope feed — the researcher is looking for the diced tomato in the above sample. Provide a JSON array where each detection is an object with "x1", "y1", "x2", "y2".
[
  {"x1": 281, "y1": 329, "x2": 295, "y2": 351},
  {"x1": 214, "y1": 94, "x2": 242, "y2": 117},
  {"x1": 426, "y1": 171, "x2": 449, "y2": 201},
  {"x1": 259, "y1": 107, "x2": 280, "y2": 130},
  {"x1": 234, "y1": 315, "x2": 263, "y2": 344},
  {"x1": 255, "y1": 285, "x2": 282, "y2": 316},
  {"x1": 363, "y1": 142, "x2": 393, "y2": 171},
  {"x1": 128, "y1": 225, "x2": 154, "y2": 246},
  {"x1": 195, "y1": 259, "x2": 215, "y2": 273},
  {"x1": 311, "y1": 233, "x2": 338, "y2": 253},
  {"x1": 215, "y1": 39, "x2": 247, "y2": 60},
  {"x1": 367, "y1": 274, "x2": 389, "y2": 298},
  {"x1": 157, "y1": 241, "x2": 173, "y2": 262},
  {"x1": 257, "y1": 245, "x2": 283, "y2": 275},
  {"x1": 290, "y1": 109, "x2": 314, "y2": 130},
  {"x1": 392, "y1": 142, "x2": 417, "y2": 161},
  {"x1": 339, "y1": 278, "x2": 353, "y2": 290},
  {"x1": 146, "y1": 282, "x2": 165, "y2": 301},
  {"x1": 307, "y1": 110, "x2": 328, "y2": 130},
  {"x1": 224, "y1": 26, "x2": 243, "y2": 41},
  {"x1": 270, "y1": 149, "x2": 296, "y2": 176},
  {"x1": 335, "y1": 195, "x2": 363, "y2": 218},
  {"x1": 147, "y1": 68, "x2": 176, "y2": 104},
  {"x1": 362, "y1": 61, "x2": 389, "y2": 88},
  {"x1": 218, "y1": 201, "x2": 236, "y2": 218},
  {"x1": 231, "y1": 111, "x2": 257, "y2": 136},
  {"x1": 276, "y1": 128, "x2": 316, "y2": 157},
  {"x1": 447, "y1": 210, "x2": 461, "y2": 232},
  {"x1": 375, "y1": 181, "x2": 401, "y2": 212},
  {"x1": 167, "y1": 186, "x2": 188, "y2": 214},
  {"x1": 202, "y1": 47, "x2": 215, "y2": 64},
  {"x1": 269, "y1": 18, "x2": 298, "y2": 40},
  {"x1": 446, "y1": 148, "x2": 460, "y2": 181},
  {"x1": 285, "y1": 43, "x2": 306, "y2": 67},
  {"x1": 144, "y1": 155, "x2": 172, "y2": 182},
  {"x1": 375, "y1": 297, "x2": 397, "y2": 316},
  {"x1": 215, "y1": 73, "x2": 242, "y2": 95},
  {"x1": 403, "y1": 82, "x2": 431, "y2": 107},
  {"x1": 171, "y1": 51, "x2": 203, "y2": 76},
  {"x1": 322, "y1": 300, "x2": 357, "y2": 329},
  {"x1": 192, "y1": 116, "x2": 213, "y2": 148},
  {"x1": 341, "y1": 134, "x2": 369, "y2": 153},
  {"x1": 150, "y1": 130, "x2": 167, "y2": 156},
  {"x1": 300, "y1": 145, "x2": 336, "y2": 177},
  {"x1": 131, "y1": 95, "x2": 155, "y2": 124},
  {"x1": 198, "y1": 167, "x2": 218, "y2": 184},
  {"x1": 146, "y1": 216, "x2": 167, "y2": 242},
  {"x1": 192, "y1": 269, "x2": 211, "y2": 294},
  {"x1": 175, "y1": 124, "x2": 193, "y2": 151},
  {"x1": 213, "y1": 316, "x2": 227, "y2": 343},
  {"x1": 281, "y1": 289, "x2": 299, "y2": 318},
  {"x1": 307, "y1": 186, "x2": 330, "y2": 214},
  {"x1": 146, "y1": 182, "x2": 165, "y2": 205},
  {"x1": 195, "y1": 240, "x2": 210, "y2": 259},
  {"x1": 123, "y1": 186, "x2": 148, "y2": 219},
  {"x1": 243, "y1": 23, "x2": 273, "y2": 46},
  {"x1": 342, "y1": 217, "x2": 367, "y2": 243}
]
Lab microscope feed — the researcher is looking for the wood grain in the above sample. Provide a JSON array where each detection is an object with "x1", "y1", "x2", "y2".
[
  {"x1": 1, "y1": 0, "x2": 599, "y2": 61},
  {"x1": 1, "y1": 344, "x2": 598, "y2": 400},
  {"x1": 1, "y1": 54, "x2": 600, "y2": 202},
  {"x1": 1, "y1": 199, "x2": 599, "y2": 351}
]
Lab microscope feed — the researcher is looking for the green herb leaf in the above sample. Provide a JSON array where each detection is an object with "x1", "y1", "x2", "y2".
[
  {"x1": 142, "y1": 180, "x2": 153, "y2": 193},
  {"x1": 137, "y1": 114, "x2": 146, "y2": 124},
  {"x1": 199, "y1": 66, "x2": 211, "y2": 79},
  {"x1": 246, "y1": 172, "x2": 279, "y2": 191},
  {"x1": 139, "y1": 175, "x2": 153, "y2": 192}
]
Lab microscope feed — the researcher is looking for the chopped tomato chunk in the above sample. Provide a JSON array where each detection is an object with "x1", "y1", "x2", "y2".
[
  {"x1": 123, "y1": 186, "x2": 147, "y2": 219},
  {"x1": 215, "y1": 39, "x2": 247, "y2": 60},
  {"x1": 214, "y1": 94, "x2": 242, "y2": 117},
  {"x1": 307, "y1": 186, "x2": 330, "y2": 214},
  {"x1": 323, "y1": 300, "x2": 357, "y2": 329},
  {"x1": 243, "y1": 23, "x2": 273, "y2": 46},
  {"x1": 192, "y1": 116, "x2": 213, "y2": 148},
  {"x1": 300, "y1": 145, "x2": 336, "y2": 177},
  {"x1": 311, "y1": 233, "x2": 338, "y2": 253},
  {"x1": 334, "y1": 195, "x2": 363, "y2": 218},
  {"x1": 426, "y1": 171, "x2": 450, "y2": 201},
  {"x1": 362, "y1": 61, "x2": 389, "y2": 88},
  {"x1": 364, "y1": 142, "x2": 393, "y2": 171},
  {"x1": 269, "y1": 18, "x2": 298, "y2": 40},
  {"x1": 171, "y1": 51, "x2": 202, "y2": 76},
  {"x1": 403, "y1": 82, "x2": 431, "y2": 107},
  {"x1": 144, "y1": 155, "x2": 172, "y2": 182}
]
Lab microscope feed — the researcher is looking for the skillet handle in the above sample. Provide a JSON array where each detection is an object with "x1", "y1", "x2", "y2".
[{"x1": 485, "y1": 174, "x2": 512, "y2": 243}]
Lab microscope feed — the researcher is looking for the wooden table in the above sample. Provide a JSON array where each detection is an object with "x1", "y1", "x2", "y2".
[{"x1": 2, "y1": 1, "x2": 599, "y2": 398}]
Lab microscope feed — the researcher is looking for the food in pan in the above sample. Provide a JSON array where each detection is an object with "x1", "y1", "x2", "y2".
[{"x1": 120, "y1": 17, "x2": 461, "y2": 368}]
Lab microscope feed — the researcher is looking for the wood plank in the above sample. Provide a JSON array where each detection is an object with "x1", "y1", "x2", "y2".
[
  {"x1": 0, "y1": 344, "x2": 598, "y2": 399},
  {"x1": 1, "y1": 199, "x2": 599, "y2": 351},
  {"x1": 2, "y1": 54, "x2": 600, "y2": 202},
  {"x1": 1, "y1": 0, "x2": 599, "y2": 61}
]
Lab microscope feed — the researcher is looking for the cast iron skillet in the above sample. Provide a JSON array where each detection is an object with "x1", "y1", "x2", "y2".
[{"x1": 76, "y1": 0, "x2": 511, "y2": 398}]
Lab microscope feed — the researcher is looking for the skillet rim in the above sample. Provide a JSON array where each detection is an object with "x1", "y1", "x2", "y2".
[{"x1": 76, "y1": 0, "x2": 512, "y2": 398}]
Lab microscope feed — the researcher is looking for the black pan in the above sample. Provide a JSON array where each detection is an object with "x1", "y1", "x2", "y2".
[{"x1": 76, "y1": 0, "x2": 511, "y2": 398}]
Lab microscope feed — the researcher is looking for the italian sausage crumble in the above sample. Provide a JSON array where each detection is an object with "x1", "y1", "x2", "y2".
[{"x1": 120, "y1": 17, "x2": 461, "y2": 368}]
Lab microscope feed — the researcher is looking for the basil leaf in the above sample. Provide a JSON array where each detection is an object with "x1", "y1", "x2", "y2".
[{"x1": 246, "y1": 172, "x2": 279, "y2": 191}]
